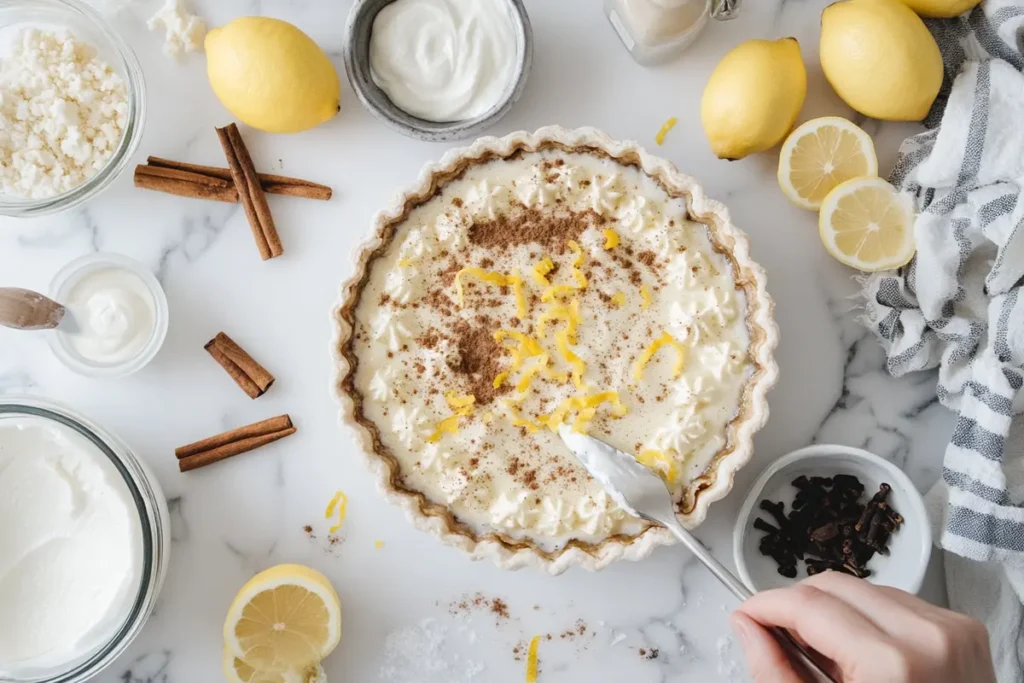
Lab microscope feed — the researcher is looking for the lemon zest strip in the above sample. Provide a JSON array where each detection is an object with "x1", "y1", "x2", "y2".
[
  {"x1": 445, "y1": 391, "x2": 476, "y2": 410},
  {"x1": 531, "y1": 257, "x2": 555, "y2": 286},
  {"x1": 526, "y1": 635, "x2": 540, "y2": 682},
  {"x1": 504, "y1": 401, "x2": 541, "y2": 433},
  {"x1": 640, "y1": 285, "x2": 652, "y2": 310},
  {"x1": 327, "y1": 491, "x2": 348, "y2": 534},
  {"x1": 535, "y1": 298, "x2": 581, "y2": 342},
  {"x1": 325, "y1": 491, "x2": 342, "y2": 518},
  {"x1": 455, "y1": 267, "x2": 509, "y2": 306},
  {"x1": 634, "y1": 331, "x2": 688, "y2": 381},
  {"x1": 515, "y1": 355, "x2": 549, "y2": 393},
  {"x1": 611, "y1": 292, "x2": 626, "y2": 307},
  {"x1": 637, "y1": 449, "x2": 680, "y2": 484},
  {"x1": 655, "y1": 116, "x2": 678, "y2": 146},
  {"x1": 603, "y1": 229, "x2": 620, "y2": 250},
  {"x1": 427, "y1": 415, "x2": 461, "y2": 443},
  {"x1": 555, "y1": 329, "x2": 587, "y2": 389},
  {"x1": 509, "y1": 273, "x2": 528, "y2": 319}
]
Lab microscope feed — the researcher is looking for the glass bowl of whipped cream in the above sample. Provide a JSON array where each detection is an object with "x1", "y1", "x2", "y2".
[
  {"x1": 0, "y1": 397, "x2": 170, "y2": 683},
  {"x1": 47, "y1": 253, "x2": 169, "y2": 378},
  {"x1": 344, "y1": 0, "x2": 533, "y2": 141},
  {"x1": 0, "y1": 0, "x2": 146, "y2": 217}
]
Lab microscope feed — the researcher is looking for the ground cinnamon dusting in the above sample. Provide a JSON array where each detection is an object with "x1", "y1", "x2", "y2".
[
  {"x1": 468, "y1": 207, "x2": 595, "y2": 251},
  {"x1": 452, "y1": 322, "x2": 510, "y2": 404}
]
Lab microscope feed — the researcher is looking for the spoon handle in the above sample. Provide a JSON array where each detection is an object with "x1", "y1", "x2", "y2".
[
  {"x1": 0, "y1": 288, "x2": 66, "y2": 330},
  {"x1": 660, "y1": 517, "x2": 838, "y2": 683}
]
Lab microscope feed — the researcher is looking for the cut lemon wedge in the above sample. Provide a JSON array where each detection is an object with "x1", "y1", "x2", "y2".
[
  {"x1": 818, "y1": 177, "x2": 915, "y2": 272},
  {"x1": 222, "y1": 649, "x2": 325, "y2": 683},
  {"x1": 778, "y1": 117, "x2": 878, "y2": 210},
  {"x1": 224, "y1": 564, "x2": 342, "y2": 674}
]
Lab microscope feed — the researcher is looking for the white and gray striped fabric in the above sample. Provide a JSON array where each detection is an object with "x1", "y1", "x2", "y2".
[{"x1": 861, "y1": 1, "x2": 1024, "y2": 566}]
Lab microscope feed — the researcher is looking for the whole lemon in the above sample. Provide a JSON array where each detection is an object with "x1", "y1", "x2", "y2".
[
  {"x1": 900, "y1": 0, "x2": 980, "y2": 17},
  {"x1": 820, "y1": 0, "x2": 943, "y2": 121},
  {"x1": 206, "y1": 17, "x2": 340, "y2": 133},
  {"x1": 700, "y1": 38, "x2": 807, "y2": 160}
]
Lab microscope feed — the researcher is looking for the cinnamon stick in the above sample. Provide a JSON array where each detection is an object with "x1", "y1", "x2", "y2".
[
  {"x1": 146, "y1": 156, "x2": 332, "y2": 200},
  {"x1": 216, "y1": 123, "x2": 283, "y2": 260},
  {"x1": 177, "y1": 415, "x2": 295, "y2": 472},
  {"x1": 204, "y1": 332, "x2": 275, "y2": 399},
  {"x1": 134, "y1": 165, "x2": 238, "y2": 202}
]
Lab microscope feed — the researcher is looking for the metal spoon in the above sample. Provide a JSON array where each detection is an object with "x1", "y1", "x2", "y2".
[
  {"x1": 558, "y1": 426, "x2": 838, "y2": 683},
  {"x1": 0, "y1": 288, "x2": 76, "y2": 332}
]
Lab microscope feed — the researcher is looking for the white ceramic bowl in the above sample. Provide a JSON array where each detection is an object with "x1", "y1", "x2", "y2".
[{"x1": 733, "y1": 444, "x2": 931, "y2": 594}]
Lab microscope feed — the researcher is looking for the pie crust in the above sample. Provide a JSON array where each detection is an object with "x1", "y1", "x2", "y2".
[{"x1": 332, "y1": 126, "x2": 779, "y2": 574}]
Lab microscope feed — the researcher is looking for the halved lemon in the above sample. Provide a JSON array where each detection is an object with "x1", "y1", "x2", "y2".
[
  {"x1": 778, "y1": 117, "x2": 878, "y2": 210},
  {"x1": 223, "y1": 564, "x2": 342, "y2": 674},
  {"x1": 819, "y1": 177, "x2": 916, "y2": 272}
]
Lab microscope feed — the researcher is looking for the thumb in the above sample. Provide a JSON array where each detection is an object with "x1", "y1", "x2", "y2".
[{"x1": 730, "y1": 613, "x2": 806, "y2": 683}]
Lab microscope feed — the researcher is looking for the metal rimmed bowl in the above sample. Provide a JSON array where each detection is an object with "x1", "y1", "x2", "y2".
[
  {"x1": 0, "y1": 397, "x2": 169, "y2": 683},
  {"x1": 0, "y1": 0, "x2": 146, "y2": 217},
  {"x1": 343, "y1": 0, "x2": 533, "y2": 142}
]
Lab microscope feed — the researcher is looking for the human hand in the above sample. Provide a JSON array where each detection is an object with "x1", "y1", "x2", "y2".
[{"x1": 730, "y1": 572, "x2": 995, "y2": 683}]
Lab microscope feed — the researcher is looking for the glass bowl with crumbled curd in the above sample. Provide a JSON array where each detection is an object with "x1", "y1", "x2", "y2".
[{"x1": 0, "y1": 0, "x2": 145, "y2": 217}]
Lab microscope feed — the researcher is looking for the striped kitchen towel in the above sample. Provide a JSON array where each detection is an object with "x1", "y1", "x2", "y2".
[{"x1": 861, "y1": 0, "x2": 1024, "y2": 566}]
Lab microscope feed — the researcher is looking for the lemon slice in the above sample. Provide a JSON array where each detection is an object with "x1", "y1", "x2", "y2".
[
  {"x1": 818, "y1": 177, "x2": 916, "y2": 272},
  {"x1": 222, "y1": 649, "x2": 325, "y2": 683},
  {"x1": 778, "y1": 117, "x2": 878, "y2": 210},
  {"x1": 224, "y1": 564, "x2": 342, "y2": 674}
]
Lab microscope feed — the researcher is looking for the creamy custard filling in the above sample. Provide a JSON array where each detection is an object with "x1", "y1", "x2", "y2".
[{"x1": 352, "y1": 151, "x2": 751, "y2": 549}]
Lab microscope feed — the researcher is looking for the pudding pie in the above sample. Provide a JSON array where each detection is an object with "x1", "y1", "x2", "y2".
[{"x1": 334, "y1": 127, "x2": 778, "y2": 573}]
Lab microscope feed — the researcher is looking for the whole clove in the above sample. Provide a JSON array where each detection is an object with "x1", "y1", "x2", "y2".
[{"x1": 753, "y1": 476, "x2": 902, "y2": 580}]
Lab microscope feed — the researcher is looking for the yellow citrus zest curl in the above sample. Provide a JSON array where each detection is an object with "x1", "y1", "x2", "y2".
[
  {"x1": 640, "y1": 285, "x2": 652, "y2": 311},
  {"x1": 504, "y1": 400, "x2": 542, "y2": 433},
  {"x1": 541, "y1": 391, "x2": 627, "y2": 432},
  {"x1": 634, "y1": 331, "x2": 688, "y2": 381},
  {"x1": 638, "y1": 449, "x2": 680, "y2": 484},
  {"x1": 325, "y1": 490, "x2": 348, "y2": 534},
  {"x1": 515, "y1": 354, "x2": 550, "y2": 393},
  {"x1": 555, "y1": 329, "x2": 587, "y2": 389},
  {"x1": 509, "y1": 273, "x2": 528, "y2": 319},
  {"x1": 603, "y1": 229, "x2": 620, "y2": 250},
  {"x1": 611, "y1": 292, "x2": 627, "y2": 307},
  {"x1": 531, "y1": 257, "x2": 555, "y2": 286},
  {"x1": 535, "y1": 297, "x2": 581, "y2": 342},
  {"x1": 526, "y1": 635, "x2": 540, "y2": 682},
  {"x1": 655, "y1": 116, "x2": 678, "y2": 146},
  {"x1": 455, "y1": 267, "x2": 509, "y2": 306}
]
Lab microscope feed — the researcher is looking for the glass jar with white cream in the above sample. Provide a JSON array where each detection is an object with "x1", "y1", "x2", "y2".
[
  {"x1": 605, "y1": 0, "x2": 743, "y2": 65},
  {"x1": 0, "y1": 397, "x2": 169, "y2": 683},
  {"x1": 47, "y1": 253, "x2": 169, "y2": 378}
]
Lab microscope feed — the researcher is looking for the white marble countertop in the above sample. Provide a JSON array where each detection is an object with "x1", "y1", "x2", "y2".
[{"x1": 0, "y1": 0, "x2": 956, "y2": 681}]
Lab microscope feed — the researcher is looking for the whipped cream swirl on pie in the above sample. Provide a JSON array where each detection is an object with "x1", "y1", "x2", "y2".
[{"x1": 347, "y1": 150, "x2": 753, "y2": 550}]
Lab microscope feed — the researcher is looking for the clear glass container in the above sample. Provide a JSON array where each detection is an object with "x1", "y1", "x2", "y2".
[
  {"x1": 0, "y1": 397, "x2": 170, "y2": 683},
  {"x1": 605, "y1": 0, "x2": 742, "y2": 65},
  {"x1": 0, "y1": 0, "x2": 146, "y2": 217},
  {"x1": 47, "y1": 253, "x2": 170, "y2": 379}
]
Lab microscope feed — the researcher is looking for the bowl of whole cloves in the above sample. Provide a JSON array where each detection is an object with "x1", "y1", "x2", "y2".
[{"x1": 733, "y1": 444, "x2": 932, "y2": 594}]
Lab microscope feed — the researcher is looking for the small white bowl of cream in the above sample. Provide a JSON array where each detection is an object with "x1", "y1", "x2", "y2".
[
  {"x1": 344, "y1": 0, "x2": 533, "y2": 141},
  {"x1": 48, "y1": 253, "x2": 169, "y2": 378},
  {"x1": 0, "y1": 397, "x2": 169, "y2": 682}
]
